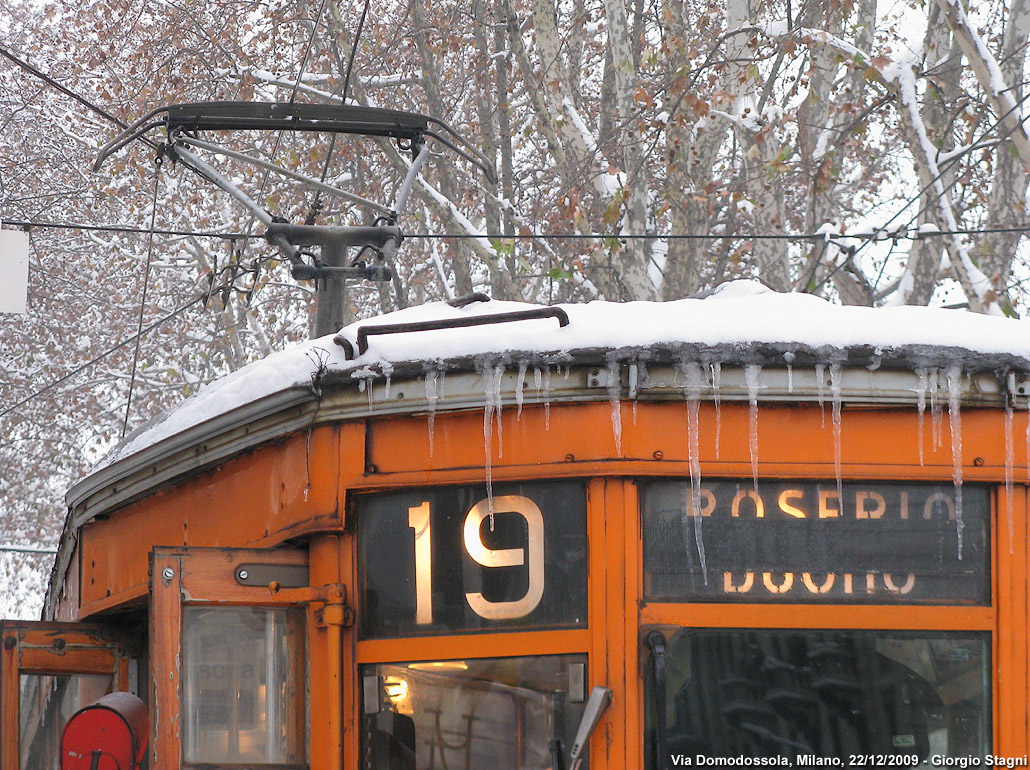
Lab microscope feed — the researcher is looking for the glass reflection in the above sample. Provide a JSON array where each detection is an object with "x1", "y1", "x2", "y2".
[{"x1": 362, "y1": 654, "x2": 588, "y2": 770}]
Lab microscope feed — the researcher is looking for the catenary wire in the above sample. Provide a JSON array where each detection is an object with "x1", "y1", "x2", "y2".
[
  {"x1": 838, "y1": 86, "x2": 1030, "y2": 295},
  {"x1": 120, "y1": 164, "x2": 163, "y2": 438},
  {"x1": 0, "y1": 295, "x2": 206, "y2": 422},
  {"x1": 0, "y1": 44, "x2": 131, "y2": 132},
  {"x1": 5, "y1": 217, "x2": 1030, "y2": 241},
  {"x1": 306, "y1": 0, "x2": 373, "y2": 224}
]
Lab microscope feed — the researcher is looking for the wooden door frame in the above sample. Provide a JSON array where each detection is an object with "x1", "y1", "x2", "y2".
[
  {"x1": 1, "y1": 621, "x2": 132, "y2": 770},
  {"x1": 149, "y1": 546, "x2": 348, "y2": 770}
]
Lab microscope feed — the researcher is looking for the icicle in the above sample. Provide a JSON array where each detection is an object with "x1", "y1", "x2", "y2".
[
  {"x1": 482, "y1": 364, "x2": 505, "y2": 528},
  {"x1": 425, "y1": 370, "x2": 439, "y2": 457},
  {"x1": 829, "y1": 364, "x2": 844, "y2": 516},
  {"x1": 542, "y1": 366, "x2": 552, "y2": 430},
  {"x1": 629, "y1": 363, "x2": 639, "y2": 424},
  {"x1": 783, "y1": 352, "x2": 795, "y2": 394},
  {"x1": 607, "y1": 358, "x2": 622, "y2": 456},
  {"x1": 710, "y1": 362, "x2": 722, "y2": 460},
  {"x1": 947, "y1": 365, "x2": 964, "y2": 560},
  {"x1": 383, "y1": 376, "x2": 392, "y2": 401},
  {"x1": 515, "y1": 361, "x2": 528, "y2": 419},
  {"x1": 745, "y1": 365, "x2": 762, "y2": 498},
  {"x1": 815, "y1": 364, "x2": 826, "y2": 428},
  {"x1": 1005, "y1": 375, "x2": 1015, "y2": 554},
  {"x1": 360, "y1": 374, "x2": 375, "y2": 412},
  {"x1": 682, "y1": 362, "x2": 708, "y2": 584},
  {"x1": 490, "y1": 365, "x2": 503, "y2": 458},
  {"x1": 915, "y1": 369, "x2": 927, "y2": 466},
  {"x1": 929, "y1": 369, "x2": 942, "y2": 450}
]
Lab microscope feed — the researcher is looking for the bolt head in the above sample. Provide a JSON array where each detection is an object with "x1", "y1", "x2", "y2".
[{"x1": 161, "y1": 567, "x2": 174, "y2": 581}]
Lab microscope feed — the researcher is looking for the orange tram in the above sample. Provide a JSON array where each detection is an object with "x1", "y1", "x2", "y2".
[{"x1": 4, "y1": 286, "x2": 1030, "y2": 770}]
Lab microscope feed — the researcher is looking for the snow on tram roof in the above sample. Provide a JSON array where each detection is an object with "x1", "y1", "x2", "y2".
[{"x1": 93, "y1": 280, "x2": 1030, "y2": 474}]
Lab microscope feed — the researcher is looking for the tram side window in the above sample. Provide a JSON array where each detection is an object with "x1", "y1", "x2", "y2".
[
  {"x1": 643, "y1": 629, "x2": 989, "y2": 765},
  {"x1": 19, "y1": 673, "x2": 112, "y2": 770},
  {"x1": 182, "y1": 606, "x2": 305, "y2": 766},
  {"x1": 361, "y1": 654, "x2": 589, "y2": 770},
  {"x1": 641, "y1": 480, "x2": 989, "y2": 604}
]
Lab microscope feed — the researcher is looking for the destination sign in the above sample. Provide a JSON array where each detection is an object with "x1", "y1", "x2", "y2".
[
  {"x1": 359, "y1": 481, "x2": 587, "y2": 638},
  {"x1": 641, "y1": 480, "x2": 989, "y2": 604}
]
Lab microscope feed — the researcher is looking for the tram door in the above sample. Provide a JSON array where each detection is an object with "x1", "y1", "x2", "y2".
[
  {"x1": 0, "y1": 621, "x2": 132, "y2": 770},
  {"x1": 148, "y1": 547, "x2": 320, "y2": 770}
]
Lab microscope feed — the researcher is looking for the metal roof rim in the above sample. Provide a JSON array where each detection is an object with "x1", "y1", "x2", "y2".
[
  {"x1": 66, "y1": 359, "x2": 1024, "y2": 520},
  {"x1": 66, "y1": 386, "x2": 315, "y2": 515}
]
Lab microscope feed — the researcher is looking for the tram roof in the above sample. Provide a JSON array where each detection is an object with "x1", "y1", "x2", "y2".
[{"x1": 66, "y1": 280, "x2": 1030, "y2": 520}]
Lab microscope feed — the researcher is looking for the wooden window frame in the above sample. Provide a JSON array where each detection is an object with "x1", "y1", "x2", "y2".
[{"x1": 149, "y1": 547, "x2": 318, "y2": 770}]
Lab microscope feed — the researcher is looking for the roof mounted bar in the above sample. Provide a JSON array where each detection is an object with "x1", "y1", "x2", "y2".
[
  {"x1": 164, "y1": 101, "x2": 431, "y2": 138},
  {"x1": 334, "y1": 307, "x2": 571, "y2": 359},
  {"x1": 94, "y1": 102, "x2": 435, "y2": 171}
]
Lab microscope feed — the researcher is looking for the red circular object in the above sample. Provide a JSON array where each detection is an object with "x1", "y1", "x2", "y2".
[{"x1": 61, "y1": 692, "x2": 148, "y2": 770}]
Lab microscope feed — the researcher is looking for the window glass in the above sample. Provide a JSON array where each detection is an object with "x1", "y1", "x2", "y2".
[
  {"x1": 361, "y1": 654, "x2": 589, "y2": 770},
  {"x1": 643, "y1": 629, "x2": 989, "y2": 766},
  {"x1": 359, "y1": 481, "x2": 588, "y2": 638},
  {"x1": 182, "y1": 606, "x2": 305, "y2": 764},
  {"x1": 19, "y1": 673, "x2": 112, "y2": 770},
  {"x1": 642, "y1": 480, "x2": 989, "y2": 603}
]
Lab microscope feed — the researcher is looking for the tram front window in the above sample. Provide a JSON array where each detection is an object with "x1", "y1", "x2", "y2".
[
  {"x1": 644, "y1": 629, "x2": 989, "y2": 766},
  {"x1": 361, "y1": 654, "x2": 589, "y2": 770}
]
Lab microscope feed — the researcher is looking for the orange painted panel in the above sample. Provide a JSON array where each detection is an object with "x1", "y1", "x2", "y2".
[
  {"x1": 78, "y1": 425, "x2": 343, "y2": 617},
  {"x1": 367, "y1": 401, "x2": 1029, "y2": 479},
  {"x1": 355, "y1": 629, "x2": 590, "y2": 664},
  {"x1": 78, "y1": 401, "x2": 1028, "y2": 619},
  {"x1": 367, "y1": 402, "x2": 621, "y2": 473}
]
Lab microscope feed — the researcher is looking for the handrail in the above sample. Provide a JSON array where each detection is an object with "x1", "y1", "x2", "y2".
[{"x1": 334, "y1": 307, "x2": 570, "y2": 359}]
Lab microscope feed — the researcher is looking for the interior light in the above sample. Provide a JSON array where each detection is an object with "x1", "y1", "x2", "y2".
[
  {"x1": 407, "y1": 661, "x2": 469, "y2": 671},
  {"x1": 383, "y1": 676, "x2": 412, "y2": 715}
]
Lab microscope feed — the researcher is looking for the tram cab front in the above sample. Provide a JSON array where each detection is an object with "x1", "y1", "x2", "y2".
[{"x1": 3, "y1": 287, "x2": 1027, "y2": 769}]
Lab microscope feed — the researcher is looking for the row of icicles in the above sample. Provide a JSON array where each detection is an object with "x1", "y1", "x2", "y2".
[{"x1": 355, "y1": 359, "x2": 1030, "y2": 558}]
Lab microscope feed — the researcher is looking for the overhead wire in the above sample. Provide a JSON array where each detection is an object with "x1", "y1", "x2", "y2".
[
  {"x1": 0, "y1": 44, "x2": 130, "y2": 132},
  {"x1": 191, "y1": 0, "x2": 333, "y2": 366},
  {"x1": 0, "y1": 294, "x2": 207, "y2": 423},
  {"x1": 120, "y1": 161, "x2": 163, "y2": 438},
  {"x1": 0, "y1": 218, "x2": 257, "y2": 239},
  {"x1": 4, "y1": 217, "x2": 1030, "y2": 241},
  {"x1": 306, "y1": 0, "x2": 373, "y2": 224},
  {"x1": 824, "y1": 84, "x2": 1030, "y2": 296}
]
